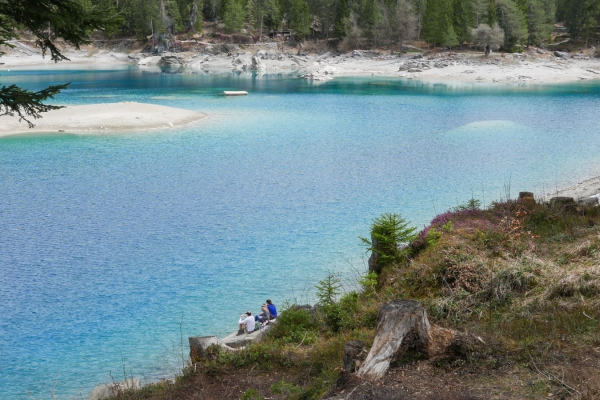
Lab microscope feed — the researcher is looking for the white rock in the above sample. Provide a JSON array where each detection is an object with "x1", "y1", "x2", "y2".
[
  {"x1": 137, "y1": 56, "x2": 161, "y2": 66},
  {"x1": 88, "y1": 378, "x2": 140, "y2": 400}
]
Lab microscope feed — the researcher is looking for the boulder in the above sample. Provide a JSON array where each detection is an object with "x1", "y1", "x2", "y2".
[
  {"x1": 319, "y1": 66, "x2": 337, "y2": 75},
  {"x1": 554, "y1": 51, "x2": 569, "y2": 59},
  {"x1": 251, "y1": 55, "x2": 265, "y2": 70},
  {"x1": 408, "y1": 68, "x2": 423, "y2": 73},
  {"x1": 137, "y1": 56, "x2": 161, "y2": 66},
  {"x1": 266, "y1": 49, "x2": 278, "y2": 60},
  {"x1": 88, "y1": 378, "x2": 140, "y2": 400},
  {"x1": 159, "y1": 52, "x2": 187, "y2": 67}
]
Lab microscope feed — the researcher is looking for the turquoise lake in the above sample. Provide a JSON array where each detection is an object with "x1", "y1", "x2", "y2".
[{"x1": 1, "y1": 67, "x2": 600, "y2": 399}]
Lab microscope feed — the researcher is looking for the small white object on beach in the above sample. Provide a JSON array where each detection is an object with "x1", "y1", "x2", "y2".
[{"x1": 223, "y1": 91, "x2": 248, "y2": 96}]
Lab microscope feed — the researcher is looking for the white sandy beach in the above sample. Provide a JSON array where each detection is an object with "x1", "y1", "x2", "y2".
[{"x1": 0, "y1": 102, "x2": 207, "y2": 137}]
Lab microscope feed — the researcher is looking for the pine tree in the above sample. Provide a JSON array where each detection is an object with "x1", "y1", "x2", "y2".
[
  {"x1": 443, "y1": 24, "x2": 459, "y2": 48},
  {"x1": 496, "y1": 0, "x2": 527, "y2": 51},
  {"x1": 0, "y1": 0, "x2": 120, "y2": 126},
  {"x1": 291, "y1": 0, "x2": 311, "y2": 38},
  {"x1": 563, "y1": 0, "x2": 600, "y2": 43},
  {"x1": 422, "y1": 0, "x2": 453, "y2": 47},
  {"x1": 224, "y1": 0, "x2": 246, "y2": 32},
  {"x1": 453, "y1": 0, "x2": 474, "y2": 46},
  {"x1": 333, "y1": 0, "x2": 350, "y2": 38}
]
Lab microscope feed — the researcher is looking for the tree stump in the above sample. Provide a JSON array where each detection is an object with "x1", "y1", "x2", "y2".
[
  {"x1": 356, "y1": 300, "x2": 463, "y2": 382},
  {"x1": 343, "y1": 340, "x2": 365, "y2": 373},
  {"x1": 189, "y1": 336, "x2": 219, "y2": 361},
  {"x1": 356, "y1": 300, "x2": 430, "y2": 382}
]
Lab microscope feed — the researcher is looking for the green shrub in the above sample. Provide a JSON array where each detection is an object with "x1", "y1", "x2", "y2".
[
  {"x1": 270, "y1": 380, "x2": 302, "y2": 398},
  {"x1": 269, "y1": 308, "x2": 319, "y2": 345},
  {"x1": 241, "y1": 388, "x2": 264, "y2": 400}
]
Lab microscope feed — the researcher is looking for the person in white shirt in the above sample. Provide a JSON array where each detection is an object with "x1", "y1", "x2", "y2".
[{"x1": 237, "y1": 311, "x2": 256, "y2": 335}]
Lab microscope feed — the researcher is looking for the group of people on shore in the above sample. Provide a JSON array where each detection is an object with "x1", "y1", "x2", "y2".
[{"x1": 237, "y1": 299, "x2": 277, "y2": 335}]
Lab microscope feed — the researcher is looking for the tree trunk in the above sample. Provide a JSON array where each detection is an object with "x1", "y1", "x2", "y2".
[
  {"x1": 367, "y1": 235, "x2": 381, "y2": 274},
  {"x1": 356, "y1": 300, "x2": 465, "y2": 382}
]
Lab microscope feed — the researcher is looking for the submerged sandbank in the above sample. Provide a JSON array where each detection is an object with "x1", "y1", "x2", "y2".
[{"x1": 0, "y1": 102, "x2": 207, "y2": 137}]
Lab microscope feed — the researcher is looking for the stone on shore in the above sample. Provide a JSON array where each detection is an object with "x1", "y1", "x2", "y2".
[
  {"x1": 88, "y1": 378, "x2": 140, "y2": 400},
  {"x1": 554, "y1": 51, "x2": 570, "y2": 59},
  {"x1": 138, "y1": 56, "x2": 161, "y2": 66}
]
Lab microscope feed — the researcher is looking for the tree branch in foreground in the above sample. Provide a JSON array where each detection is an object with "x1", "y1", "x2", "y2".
[{"x1": 0, "y1": 83, "x2": 69, "y2": 127}]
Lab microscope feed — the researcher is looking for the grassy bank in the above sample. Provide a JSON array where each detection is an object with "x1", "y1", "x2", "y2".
[{"x1": 115, "y1": 196, "x2": 600, "y2": 399}]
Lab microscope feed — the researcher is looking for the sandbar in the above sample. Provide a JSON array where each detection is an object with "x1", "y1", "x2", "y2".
[{"x1": 0, "y1": 102, "x2": 207, "y2": 137}]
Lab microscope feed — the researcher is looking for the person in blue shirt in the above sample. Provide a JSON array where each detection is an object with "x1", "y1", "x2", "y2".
[{"x1": 266, "y1": 299, "x2": 277, "y2": 319}]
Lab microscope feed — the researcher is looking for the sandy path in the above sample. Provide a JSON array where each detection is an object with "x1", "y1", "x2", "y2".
[{"x1": 0, "y1": 102, "x2": 207, "y2": 137}]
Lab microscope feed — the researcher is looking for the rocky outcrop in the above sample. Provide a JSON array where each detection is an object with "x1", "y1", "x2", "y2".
[
  {"x1": 251, "y1": 55, "x2": 265, "y2": 70},
  {"x1": 137, "y1": 55, "x2": 161, "y2": 66},
  {"x1": 88, "y1": 378, "x2": 140, "y2": 400},
  {"x1": 159, "y1": 52, "x2": 187, "y2": 67}
]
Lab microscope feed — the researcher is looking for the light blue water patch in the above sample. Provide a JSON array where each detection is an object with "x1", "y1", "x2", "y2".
[{"x1": 1, "y1": 68, "x2": 600, "y2": 399}]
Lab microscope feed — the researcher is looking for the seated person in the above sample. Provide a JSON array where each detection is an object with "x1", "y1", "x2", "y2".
[
  {"x1": 254, "y1": 304, "x2": 271, "y2": 324},
  {"x1": 266, "y1": 299, "x2": 277, "y2": 319},
  {"x1": 237, "y1": 311, "x2": 256, "y2": 335}
]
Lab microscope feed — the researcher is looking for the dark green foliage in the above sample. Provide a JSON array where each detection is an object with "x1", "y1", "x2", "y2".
[
  {"x1": 0, "y1": 84, "x2": 68, "y2": 127},
  {"x1": 290, "y1": 0, "x2": 311, "y2": 38},
  {"x1": 452, "y1": 0, "x2": 474, "y2": 45},
  {"x1": 333, "y1": 0, "x2": 349, "y2": 38},
  {"x1": 421, "y1": 0, "x2": 452, "y2": 46},
  {"x1": 495, "y1": 0, "x2": 527, "y2": 50},
  {"x1": 0, "y1": 0, "x2": 120, "y2": 125},
  {"x1": 241, "y1": 388, "x2": 264, "y2": 400},
  {"x1": 315, "y1": 273, "x2": 342, "y2": 306},
  {"x1": 361, "y1": 212, "x2": 417, "y2": 271},
  {"x1": 223, "y1": 0, "x2": 246, "y2": 32},
  {"x1": 269, "y1": 308, "x2": 319, "y2": 344},
  {"x1": 561, "y1": 0, "x2": 600, "y2": 42},
  {"x1": 443, "y1": 24, "x2": 459, "y2": 48}
]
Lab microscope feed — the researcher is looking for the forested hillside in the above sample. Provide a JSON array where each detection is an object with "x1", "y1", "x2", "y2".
[{"x1": 87, "y1": 0, "x2": 600, "y2": 51}]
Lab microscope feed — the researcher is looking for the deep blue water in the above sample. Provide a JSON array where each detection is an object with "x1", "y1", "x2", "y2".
[{"x1": 1, "y1": 66, "x2": 600, "y2": 399}]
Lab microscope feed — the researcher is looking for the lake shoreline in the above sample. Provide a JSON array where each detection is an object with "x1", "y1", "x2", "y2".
[{"x1": 2, "y1": 40, "x2": 600, "y2": 85}]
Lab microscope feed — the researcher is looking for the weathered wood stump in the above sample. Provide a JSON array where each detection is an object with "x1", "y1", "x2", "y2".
[
  {"x1": 356, "y1": 300, "x2": 466, "y2": 382},
  {"x1": 189, "y1": 336, "x2": 219, "y2": 361},
  {"x1": 343, "y1": 340, "x2": 365, "y2": 373}
]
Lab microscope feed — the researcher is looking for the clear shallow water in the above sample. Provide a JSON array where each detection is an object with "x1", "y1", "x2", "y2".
[{"x1": 1, "y1": 67, "x2": 600, "y2": 399}]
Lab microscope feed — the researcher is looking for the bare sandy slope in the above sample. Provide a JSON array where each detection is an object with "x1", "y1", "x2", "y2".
[
  {"x1": 0, "y1": 102, "x2": 207, "y2": 137},
  {"x1": 0, "y1": 40, "x2": 133, "y2": 67}
]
